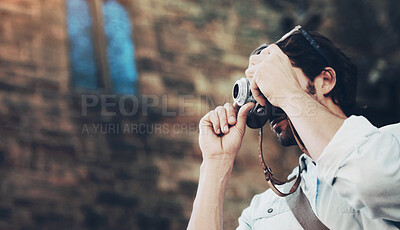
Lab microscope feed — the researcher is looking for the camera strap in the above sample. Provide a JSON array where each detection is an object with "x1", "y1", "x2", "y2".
[
  {"x1": 258, "y1": 126, "x2": 301, "y2": 197},
  {"x1": 258, "y1": 117, "x2": 309, "y2": 197},
  {"x1": 259, "y1": 120, "x2": 330, "y2": 229}
]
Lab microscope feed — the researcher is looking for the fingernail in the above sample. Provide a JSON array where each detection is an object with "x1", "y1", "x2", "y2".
[
  {"x1": 216, "y1": 129, "x2": 220, "y2": 134},
  {"x1": 229, "y1": 116, "x2": 236, "y2": 123},
  {"x1": 224, "y1": 125, "x2": 229, "y2": 133}
]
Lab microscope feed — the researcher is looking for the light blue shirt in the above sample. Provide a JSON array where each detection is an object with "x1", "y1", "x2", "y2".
[{"x1": 237, "y1": 116, "x2": 400, "y2": 229}]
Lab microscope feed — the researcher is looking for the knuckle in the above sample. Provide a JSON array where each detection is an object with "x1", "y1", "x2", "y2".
[
  {"x1": 216, "y1": 106, "x2": 224, "y2": 114},
  {"x1": 260, "y1": 48, "x2": 269, "y2": 55},
  {"x1": 199, "y1": 112, "x2": 209, "y2": 125},
  {"x1": 245, "y1": 68, "x2": 250, "y2": 76},
  {"x1": 270, "y1": 53, "x2": 279, "y2": 60},
  {"x1": 249, "y1": 56, "x2": 254, "y2": 64},
  {"x1": 209, "y1": 110, "x2": 217, "y2": 119},
  {"x1": 210, "y1": 115, "x2": 218, "y2": 125},
  {"x1": 268, "y1": 44, "x2": 277, "y2": 51},
  {"x1": 198, "y1": 119, "x2": 204, "y2": 127},
  {"x1": 250, "y1": 55, "x2": 258, "y2": 65}
]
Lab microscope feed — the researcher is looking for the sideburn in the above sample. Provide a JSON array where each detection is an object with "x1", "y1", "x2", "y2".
[{"x1": 306, "y1": 81, "x2": 316, "y2": 95}]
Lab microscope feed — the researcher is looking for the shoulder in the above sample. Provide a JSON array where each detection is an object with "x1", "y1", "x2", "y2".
[
  {"x1": 247, "y1": 188, "x2": 291, "y2": 219},
  {"x1": 345, "y1": 115, "x2": 400, "y2": 137},
  {"x1": 379, "y1": 122, "x2": 400, "y2": 138}
]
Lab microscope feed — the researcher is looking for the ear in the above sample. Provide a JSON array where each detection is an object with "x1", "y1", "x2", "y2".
[{"x1": 314, "y1": 67, "x2": 336, "y2": 97}]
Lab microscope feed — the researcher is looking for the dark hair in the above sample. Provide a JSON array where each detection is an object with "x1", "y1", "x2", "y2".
[
  {"x1": 252, "y1": 31, "x2": 358, "y2": 116},
  {"x1": 276, "y1": 31, "x2": 358, "y2": 117}
]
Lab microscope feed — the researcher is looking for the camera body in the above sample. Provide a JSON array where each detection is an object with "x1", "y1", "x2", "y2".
[{"x1": 233, "y1": 78, "x2": 286, "y2": 129}]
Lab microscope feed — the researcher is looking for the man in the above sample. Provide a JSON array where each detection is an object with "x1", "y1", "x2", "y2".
[{"x1": 187, "y1": 26, "x2": 400, "y2": 229}]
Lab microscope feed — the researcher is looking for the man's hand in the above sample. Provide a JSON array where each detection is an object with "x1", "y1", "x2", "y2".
[
  {"x1": 199, "y1": 102, "x2": 254, "y2": 162},
  {"x1": 245, "y1": 44, "x2": 304, "y2": 107}
]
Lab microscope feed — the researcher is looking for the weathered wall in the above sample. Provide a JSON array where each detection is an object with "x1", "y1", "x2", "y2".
[
  {"x1": 0, "y1": 0, "x2": 399, "y2": 229},
  {"x1": 0, "y1": 0, "x2": 298, "y2": 229}
]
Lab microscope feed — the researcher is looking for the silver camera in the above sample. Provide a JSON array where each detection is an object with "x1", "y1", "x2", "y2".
[
  {"x1": 232, "y1": 78, "x2": 271, "y2": 128},
  {"x1": 232, "y1": 78, "x2": 256, "y2": 106}
]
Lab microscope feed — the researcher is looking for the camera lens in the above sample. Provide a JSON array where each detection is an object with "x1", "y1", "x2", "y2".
[
  {"x1": 233, "y1": 78, "x2": 255, "y2": 106},
  {"x1": 233, "y1": 84, "x2": 239, "y2": 99}
]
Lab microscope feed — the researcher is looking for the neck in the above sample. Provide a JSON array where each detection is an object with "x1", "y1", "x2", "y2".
[
  {"x1": 288, "y1": 97, "x2": 346, "y2": 158},
  {"x1": 323, "y1": 98, "x2": 347, "y2": 119}
]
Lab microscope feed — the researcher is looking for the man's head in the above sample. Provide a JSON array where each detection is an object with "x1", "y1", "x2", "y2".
[{"x1": 251, "y1": 29, "x2": 358, "y2": 146}]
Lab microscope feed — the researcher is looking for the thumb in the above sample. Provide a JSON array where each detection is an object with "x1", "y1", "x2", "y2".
[{"x1": 235, "y1": 102, "x2": 255, "y2": 132}]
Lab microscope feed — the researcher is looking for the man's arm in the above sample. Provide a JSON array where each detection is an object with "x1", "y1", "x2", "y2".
[
  {"x1": 187, "y1": 103, "x2": 254, "y2": 230},
  {"x1": 187, "y1": 159, "x2": 233, "y2": 229},
  {"x1": 279, "y1": 91, "x2": 345, "y2": 160}
]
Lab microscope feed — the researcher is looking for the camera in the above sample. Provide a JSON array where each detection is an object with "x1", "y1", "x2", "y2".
[{"x1": 233, "y1": 78, "x2": 285, "y2": 129}]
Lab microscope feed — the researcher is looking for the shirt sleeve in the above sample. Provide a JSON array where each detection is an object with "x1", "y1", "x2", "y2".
[
  {"x1": 316, "y1": 115, "x2": 400, "y2": 221},
  {"x1": 236, "y1": 205, "x2": 253, "y2": 230}
]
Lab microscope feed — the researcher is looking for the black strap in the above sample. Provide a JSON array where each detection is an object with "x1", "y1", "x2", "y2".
[{"x1": 285, "y1": 187, "x2": 330, "y2": 230}]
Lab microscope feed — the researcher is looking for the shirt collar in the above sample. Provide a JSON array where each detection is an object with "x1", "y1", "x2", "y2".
[{"x1": 287, "y1": 153, "x2": 315, "y2": 180}]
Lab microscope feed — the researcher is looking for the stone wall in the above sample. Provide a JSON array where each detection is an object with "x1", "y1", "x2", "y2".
[{"x1": 0, "y1": 0, "x2": 398, "y2": 229}]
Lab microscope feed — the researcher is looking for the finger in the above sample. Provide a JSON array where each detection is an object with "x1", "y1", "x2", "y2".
[
  {"x1": 236, "y1": 102, "x2": 255, "y2": 132},
  {"x1": 264, "y1": 44, "x2": 290, "y2": 63},
  {"x1": 232, "y1": 102, "x2": 241, "y2": 116},
  {"x1": 260, "y1": 46, "x2": 270, "y2": 55},
  {"x1": 264, "y1": 44, "x2": 298, "y2": 81},
  {"x1": 249, "y1": 54, "x2": 264, "y2": 66},
  {"x1": 216, "y1": 106, "x2": 229, "y2": 134},
  {"x1": 224, "y1": 103, "x2": 236, "y2": 125},
  {"x1": 249, "y1": 79, "x2": 267, "y2": 106},
  {"x1": 209, "y1": 110, "x2": 221, "y2": 134},
  {"x1": 245, "y1": 64, "x2": 260, "y2": 79},
  {"x1": 199, "y1": 112, "x2": 213, "y2": 135}
]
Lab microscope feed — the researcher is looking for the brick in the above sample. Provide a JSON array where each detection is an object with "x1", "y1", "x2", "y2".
[
  {"x1": 162, "y1": 76, "x2": 195, "y2": 95},
  {"x1": 81, "y1": 205, "x2": 109, "y2": 229},
  {"x1": 32, "y1": 212, "x2": 73, "y2": 225},
  {"x1": 178, "y1": 180, "x2": 197, "y2": 197},
  {"x1": 31, "y1": 78, "x2": 60, "y2": 91},
  {"x1": 137, "y1": 212, "x2": 170, "y2": 230},
  {"x1": 96, "y1": 191, "x2": 138, "y2": 207},
  {"x1": 136, "y1": 57, "x2": 161, "y2": 72},
  {"x1": 0, "y1": 0, "x2": 40, "y2": 17},
  {"x1": 0, "y1": 43, "x2": 24, "y2": 63}
]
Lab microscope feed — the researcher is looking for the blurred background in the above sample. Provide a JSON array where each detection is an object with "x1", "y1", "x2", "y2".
[{"x1": 0, "y1": 0, "x2": 399, "y2": 229}]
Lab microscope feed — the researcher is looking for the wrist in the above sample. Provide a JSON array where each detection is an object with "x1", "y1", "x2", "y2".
[
  {"x1": 278, "y1": 90, "x2": 312, "y2": 116},
  {"x1": 200, "y1": 159, "x2": 234, "y2": 180},
  {"x1": 202, "y1": 149, "x2": 238, "y2": 163}
]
